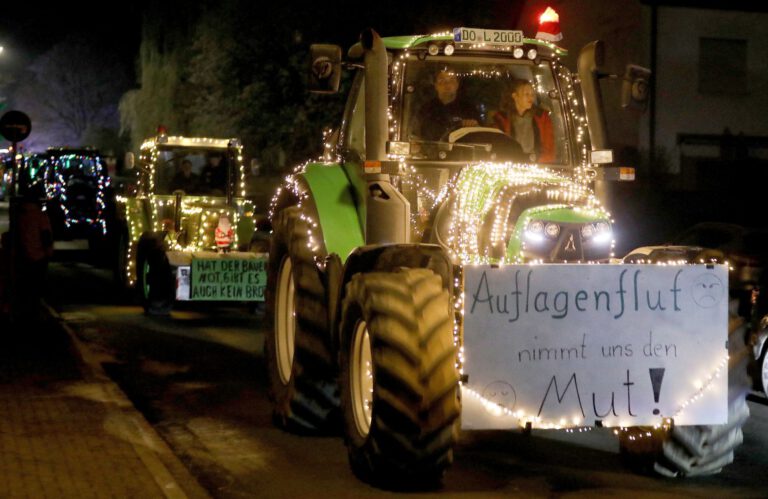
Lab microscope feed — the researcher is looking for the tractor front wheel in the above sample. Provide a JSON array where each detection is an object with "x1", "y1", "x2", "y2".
[
  {"x1": 339, "y1": 268, "x2": 460, "y2": 489},
  {"x1": 618, "y1": 299, "x2": 750, "y2": 476}
]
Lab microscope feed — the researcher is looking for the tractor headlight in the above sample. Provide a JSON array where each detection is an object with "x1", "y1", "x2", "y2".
[
  {"x1": 582, "y1": 221, "x2": 612, "y2": 244},
  {"x1": 524, "y1": 220, "x2": 545, "y2": 243},
  {"x1": 544, "y1": 223, "x2": 560, "y2": 238}
]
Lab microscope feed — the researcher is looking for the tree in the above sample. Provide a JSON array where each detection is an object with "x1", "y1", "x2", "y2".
[
  {"x1": 119, "y1": 41, "x2": 189, "y2": 152},
  {"x1": 13, "y1": 37, "x2": 129, "y2": 151},
  {"x1": 119, "y1": 1, "x2": 204, "y2": 151},
  {"x1": 185, "y1": 12, "x2": 242, "y2": 137},
  {"x1": 120, "y1": 0, "x2": 498, "y2": 174}
]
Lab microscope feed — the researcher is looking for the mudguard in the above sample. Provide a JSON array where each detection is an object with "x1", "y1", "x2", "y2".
[
  {"x1": 303, "y1": 163, "x2": 365, "y2": 261},
  {"x1": 273, "y1": 163, "x2": 365, "y2": 264}
]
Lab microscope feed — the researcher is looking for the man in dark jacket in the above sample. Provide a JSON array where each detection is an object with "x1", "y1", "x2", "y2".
[
  {"x1": 414, "y1": 69, "x2": 480, "y2": 141},
  {"x1": 200, "y1": 153, "x2": 228, "y2": 194}
]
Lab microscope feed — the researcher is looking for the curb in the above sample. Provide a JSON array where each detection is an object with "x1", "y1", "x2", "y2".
[{"x1": 45, "y1": 304, "x2": 211, "y2": 499}]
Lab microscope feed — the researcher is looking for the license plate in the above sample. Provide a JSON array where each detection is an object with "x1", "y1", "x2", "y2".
[
  {"x1": 184, "y1": 257, "x2": 267, "y2": 301},
  {"x1": 453, "y1": 28, "x2": 523, "y2": 46}
]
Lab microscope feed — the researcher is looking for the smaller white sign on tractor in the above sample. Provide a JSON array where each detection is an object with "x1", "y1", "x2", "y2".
[{"x1": 461, "y1": 264, "x2": 728, "y2": 429}]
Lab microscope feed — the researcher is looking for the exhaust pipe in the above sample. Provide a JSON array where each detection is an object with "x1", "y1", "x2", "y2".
[
  {"x1": 360, "y1": 28, "x2": 389, "y2": 162},
  {"x1": 577, "y1": 41, "x2": 608, "y2": 151}
]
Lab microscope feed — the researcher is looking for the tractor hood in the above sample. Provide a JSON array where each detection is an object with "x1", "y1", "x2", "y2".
[{"x1": 434, "y1": 161, "x2": 612, "y2": 264}]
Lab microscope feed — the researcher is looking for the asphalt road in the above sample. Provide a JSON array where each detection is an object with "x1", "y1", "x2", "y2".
[
  {"x1": 40, "y1": 257, "x2": 768, "y2": 499},
  {"x1": 1, "y1": 198, "x2": 766, "y2": 497}
]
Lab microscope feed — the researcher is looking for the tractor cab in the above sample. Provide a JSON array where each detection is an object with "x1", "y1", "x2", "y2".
[
  {"x1": 310, "y1": 16, "x2": 647, "y2": 263},
  {"x1": 115, "y1": 131, "x2": 263, "y2": 308},
  {"x1": 39, "y1": 147, "x2": 112, "y2": 241}
]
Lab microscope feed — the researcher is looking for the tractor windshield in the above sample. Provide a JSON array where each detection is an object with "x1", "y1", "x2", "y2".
[
  {"x1": 153, "y1": 147, "x2": 232, "y2": 196},
  {"x1": 401, "y1": 56, "x2": 569, "y2": 165},
  {"x1": 52, "y1": 153, "x2": 104, "y2": 180}
]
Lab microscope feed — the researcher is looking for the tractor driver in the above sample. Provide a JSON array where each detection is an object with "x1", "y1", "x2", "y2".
[
  {"x1": 170, "y1": 159, "x2": 199, "y2": 193},
  {"x1": 413, "y1": 69, "x2": 480, "y2": 141},
  {"x1": 200, "y1": 152, "x2": 228, "y2": 194}
]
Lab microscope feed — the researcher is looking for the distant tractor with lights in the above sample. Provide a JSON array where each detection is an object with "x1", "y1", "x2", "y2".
[
  {"x1": 114, "y1": 131, "x2": 267, "y2": 315},
  {"x1": 18, "y1": 147, "x2": 116, "y2": 262},
  {"x1": 266, "y1": 8, "x2": 750, "y2": 488}
]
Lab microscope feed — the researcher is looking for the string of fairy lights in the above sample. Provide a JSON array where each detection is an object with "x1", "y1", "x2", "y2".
[
  {"x1": 269, "y1": 161, "x2": 325, "y2": 267},
  {"x1": 460, "y1": 351, "x2": 729, "y2": 432},
  {"x1": 117, "y1": 134, "x2": 250, "y2": 286},
  {"x1": 443, "y1": 162, "x2": 612, "y2": 264},
  {"x1": 39, "y1": 153, "x2": 110, "y2": 235}
]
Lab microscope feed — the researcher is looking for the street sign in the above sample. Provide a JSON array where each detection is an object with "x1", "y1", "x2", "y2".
[{"x1": 0, "y1": 110, "x2": 31, "y2": 142}]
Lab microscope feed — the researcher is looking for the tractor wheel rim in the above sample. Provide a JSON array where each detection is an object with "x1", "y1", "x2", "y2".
[
  {"x1": 351, "y1": 319, "x2": 373, "y2": 437},
  {"x1": 275, "y1": 256, "x2": 296, "y2": 385},
  {"x1": 762, "y1": 352, "x2": 768, "y2": 398}
]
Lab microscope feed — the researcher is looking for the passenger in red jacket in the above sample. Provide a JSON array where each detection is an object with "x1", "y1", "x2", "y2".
[{"x1": 493, "y1": 79, "x2": 555, "y2": 163}]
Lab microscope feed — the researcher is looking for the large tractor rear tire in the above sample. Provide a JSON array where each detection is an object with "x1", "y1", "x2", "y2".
[
  {"x1": 618, "y1": 299, "x2": 750, "y2": 476},
  {"x1": 339, "y1": 268, "x2": 460, "y2": 489},
  {"x1": 136, "y1": 236, "x2": 174, "y2": 316},
  {"x1": 266, "y1": 206, "x2": 338, "y2": 433},
  {"x1": 113, "y1": 228, "x2": 131, "y2": 291},
  {"x1": 755, "y1": 340, "x2": 768, "y2": 398}
]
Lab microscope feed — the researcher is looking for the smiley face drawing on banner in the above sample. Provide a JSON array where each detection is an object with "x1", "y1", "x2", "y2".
[
  {"x1": 481, "y1": 380, "x2": 517, "y2": 412},
  {"x1": 691, "y1": 272, "x2": 724, "y2": 308}
]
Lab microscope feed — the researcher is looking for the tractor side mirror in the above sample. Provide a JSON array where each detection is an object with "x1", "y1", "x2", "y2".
[
  {"x1": 622, "y1": 64, "x2": 651, "y2": 110},
  {"x1": 309, "y1": 44, "x2": 342, "y2": 94},
  {"x1": 124, "y1": 152, "x2": 135, "y2": 170}
]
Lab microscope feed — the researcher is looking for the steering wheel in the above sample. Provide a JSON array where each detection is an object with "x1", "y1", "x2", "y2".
[{"x1": 441, "y1": 126, "x2": 528, "y2": 162}]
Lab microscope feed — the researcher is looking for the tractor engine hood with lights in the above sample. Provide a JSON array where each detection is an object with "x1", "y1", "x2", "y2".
[
  {"x1": 265, "y1": 8, "x2": 750, "y2": 488},
  {"x1": 114, "y1": 130, "x2": 266, "y2": 315}
]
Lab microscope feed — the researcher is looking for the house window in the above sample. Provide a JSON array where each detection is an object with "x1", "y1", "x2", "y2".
[{"x1": 698, "y1": 38, "x2": 748, "y2": 95}]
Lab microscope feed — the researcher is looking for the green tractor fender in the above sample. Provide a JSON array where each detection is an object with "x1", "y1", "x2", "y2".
[{"x1": 272, "y1": 162, "x2": 365, "y2": 263}]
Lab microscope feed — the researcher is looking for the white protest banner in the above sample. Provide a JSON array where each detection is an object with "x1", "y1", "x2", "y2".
[{"x1": 461, "y1": 264, "x2": 728, "y2": 429}]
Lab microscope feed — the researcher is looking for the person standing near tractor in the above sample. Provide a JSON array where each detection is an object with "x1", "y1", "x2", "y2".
[{"x1": 13, "y1": 184, "x2": 54, "y2": 323}]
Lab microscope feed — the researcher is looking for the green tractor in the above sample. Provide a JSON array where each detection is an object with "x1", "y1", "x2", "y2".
[
  {"x1": 267, "y1": 19, "x2": 749, "y2": 488},
  {"x1": 115, "y1": 132, "x2": 266, "y2": 315}
]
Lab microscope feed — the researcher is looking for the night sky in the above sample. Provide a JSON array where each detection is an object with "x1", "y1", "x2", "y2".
[
  {"x1": 0, "y1": 3, "x2": 142, "y2": 73},
  {"x1": 0, "y1": 1, "x2": 516, "y2": 67}
]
